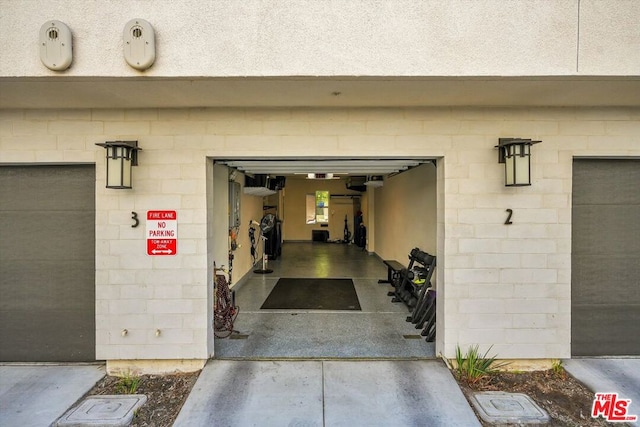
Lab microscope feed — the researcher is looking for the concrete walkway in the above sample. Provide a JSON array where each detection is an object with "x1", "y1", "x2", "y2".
[
  {"x1": 0, "y1": 364, "x2": 105, "y2": 427},
  {"x1": 2, "y1": 359, "x2": 639, "y2": 426},
  {"x1": 564, "y1": 358, "x2": 640, "y2": 426},
  {"x1": 173, "y1": 359, "x2": 481, "y2": 427}
]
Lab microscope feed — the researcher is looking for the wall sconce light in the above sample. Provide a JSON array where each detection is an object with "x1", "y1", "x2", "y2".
[
  {"x1": 496, "y1": 138, "x2": 541, "y2": 187},
  {"x1": 95, "y1": 140, "x2": 142, "y2": 189}
]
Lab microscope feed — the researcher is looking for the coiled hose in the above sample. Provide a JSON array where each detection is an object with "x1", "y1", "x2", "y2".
[{"x1": 213, "y1": 264, "x2": 238, "y2": 338}]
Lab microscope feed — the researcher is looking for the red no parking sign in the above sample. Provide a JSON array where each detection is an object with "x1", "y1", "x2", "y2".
[{"x1": 147, "y1": 210, "x2": 177, "y2": 255}]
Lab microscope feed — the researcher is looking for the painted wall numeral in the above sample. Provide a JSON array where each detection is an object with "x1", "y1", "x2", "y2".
[
  {"x1": 505, "y1": 209, "x2": 513, "y2": 225},
  {"x1": 131, "y1": 211, "x2": 139, "y2": 228}
]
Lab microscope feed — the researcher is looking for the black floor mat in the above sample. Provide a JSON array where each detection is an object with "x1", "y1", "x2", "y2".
[{"x1": 260, "y1": 278, "x2": 361, "y2": 310}]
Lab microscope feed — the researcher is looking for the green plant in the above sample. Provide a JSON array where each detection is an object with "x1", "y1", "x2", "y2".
[
  {"x1": 116, "y1": 372, "x2": 141, "y2": 394},
  {"x1": 454, "y1": 344, "x2": 509, "y2": 385},
  {"x1": 551, "y1": 359, "x2": 566, "y2": 378}
]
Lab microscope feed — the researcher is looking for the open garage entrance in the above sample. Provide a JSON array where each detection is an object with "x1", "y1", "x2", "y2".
[{"x1": 209, "y1": 157, "x2": 441, "y2": 359}]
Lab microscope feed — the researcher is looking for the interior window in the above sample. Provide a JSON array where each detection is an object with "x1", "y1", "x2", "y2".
[
  {"x1": 315, "y1": 190, "x2": 329, "y2": 223},
  {"x1": 306, "y1": 191, "x2": 330, "y2": 224}
]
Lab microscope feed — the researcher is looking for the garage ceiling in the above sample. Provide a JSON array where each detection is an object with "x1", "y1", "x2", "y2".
[{"x1": 216, "y1": 158, "x2": 432, "y2": 176}]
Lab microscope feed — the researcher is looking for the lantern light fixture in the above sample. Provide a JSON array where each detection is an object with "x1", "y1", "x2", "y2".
[
  {"x1": 496, "y1": 138, "x2": 541, "y2": 187},
  {"x1": 95, "y1": 140, "x2": 141, "y2": 189}
]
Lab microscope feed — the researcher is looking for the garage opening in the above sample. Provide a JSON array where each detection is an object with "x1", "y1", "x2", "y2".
[
  {"x1": 572, "y1": 158, "x2": 640, "y2": 356},
  {"x1": 211, "y1": 158, "x2": 439, "y2": 359},
  {"x1": 0, "y1": 164, "x2": 96, "y2": 362}
]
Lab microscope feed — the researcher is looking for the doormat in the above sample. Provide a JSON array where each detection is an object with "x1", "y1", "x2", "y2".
[{"x1": 260, "y1": 278, "x2": 361, "y2": 310}]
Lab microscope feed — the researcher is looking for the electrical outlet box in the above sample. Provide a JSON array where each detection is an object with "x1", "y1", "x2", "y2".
[
  {"x1": 229, "y1": 181, "x2": 241, "y2": 228},
  {"x1": 39, "y1": 20, "x2": 72, "y2": 71},
  {"x1": 123, "y1": 18, "x2": 155, "y2": 70}
]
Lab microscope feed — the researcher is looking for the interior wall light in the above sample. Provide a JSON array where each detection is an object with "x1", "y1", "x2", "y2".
[
  {"x1": 95, "y1": 141, "x2": 142, "y2": 189},
  {"x1": 496, "y1": 138, "x2": 541, "y2": 187},
  {"x1": 307, "y1": 173, "x2": 334, "y2": 179}
]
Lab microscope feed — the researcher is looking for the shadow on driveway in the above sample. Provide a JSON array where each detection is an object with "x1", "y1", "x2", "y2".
[{"x1": 0, "y1": 364, "x2": 105, "y2": 427}]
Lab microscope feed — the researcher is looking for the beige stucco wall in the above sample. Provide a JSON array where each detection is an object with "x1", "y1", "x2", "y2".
[
  {"x1": 1, "y1": 0, "x2": 638, "y2": 77},
  {"x1": 281, "y1": 177, "x2": 363, "y2": 242},
  {"x1": 374, "y1": 163, "x2": 438, "y2": 264},
  {"x1": 1, "y1": 106, "x2": 639, "y2": 364},
  {"x1": 229, "y1": 173, "x2": 265, "y2": 287}
]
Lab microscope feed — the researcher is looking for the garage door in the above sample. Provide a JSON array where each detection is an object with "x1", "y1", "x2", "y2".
[
  {"x1": 0, "y1": 165, "x2": 95, "y2": 362},
  {"x1": 572, "y1": 159, "x2": 640, "y2": 356}
]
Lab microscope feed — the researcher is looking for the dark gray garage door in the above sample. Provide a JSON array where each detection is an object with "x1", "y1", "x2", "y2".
[
  {"x1": 572, "y1": 159, "x2": 640, "y2": 356},
  {"x1": 0, "y1": 165, "x2": 95, "y2": 361}
]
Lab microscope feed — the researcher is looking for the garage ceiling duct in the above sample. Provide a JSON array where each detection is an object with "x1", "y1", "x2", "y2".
[
  {"x1": 364, "y1": 176, "x2": 384, "y2": 187},
  {"x1": 346, "y1": 176, "x2": 367, "y2": 192},
  {"x1": 244, "y1": 174, "x2": 276, "y2": 197}
]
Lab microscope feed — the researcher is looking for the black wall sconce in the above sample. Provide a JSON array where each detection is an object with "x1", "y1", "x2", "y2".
[
  {"x1": 496, "y1": 138, "x2": 541, "y2": 187},
  {"x1": 95, "y1": 140, "x2": 142, "y2": 189}
]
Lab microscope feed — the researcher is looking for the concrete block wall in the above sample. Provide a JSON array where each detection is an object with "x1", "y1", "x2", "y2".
[
  {"x1": 1, "y1": 106, "x2": 639, "y2": 365},
  {"x1": 97, "y1": 112, "x2": 211, "y2": 363},
  {"x1": 436, "y1": 107, "x2": 640, "y2": 359}
]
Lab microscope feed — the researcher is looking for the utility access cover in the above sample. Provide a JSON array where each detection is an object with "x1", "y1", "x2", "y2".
[
  {"x1": 56, "y1": 395, "x2": 147, "y2": 426},
  {"x1": 469, "y1": 392, "x2": 549, "y2": 425}
]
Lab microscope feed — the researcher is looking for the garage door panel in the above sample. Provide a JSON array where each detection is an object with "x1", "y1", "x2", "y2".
[
  {"x1": 0, "y1": 212, "x2": 94, "y2": 261},
  {"x1": 0, "y1": 260, "x2": 94, "y2": 311},
  {"x1": 573, "y1": 160, "x2": 640, "y2": 206},
  {"x1": 572, "y1": 255, "x2": 640, "y2": 304},
  {"x1": 0, "y1": 308, "x2": 95, "y2": 362},
  {"x1": 0, "y1": 165, "x2": 95, "y2": 362},
  {"x1": 572, "y1": 305, "x2": 640, "y2": 356},
  {"x1": 572, "y1": 205, "x2": 640, "y2": 255},
  {"x1": 572, "y1": 159, "x2": 640, "y2": 356},
  {"x1": 0, "y1": 165, "x2": 95, "y2": 211}
]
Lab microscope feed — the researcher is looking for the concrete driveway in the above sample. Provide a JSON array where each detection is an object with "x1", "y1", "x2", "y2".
[
  {"x1": 174, "y1": 359, "x2": 481, "y2": 427},
  {"x1": 0, "y1": 364, "x2": 105, "y2": 427},
  {"x1": 564, "y1": 358, "x2": 640, "y2": 426}
]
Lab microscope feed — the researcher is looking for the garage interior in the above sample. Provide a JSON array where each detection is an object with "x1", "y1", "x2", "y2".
[{"x1": 213, "y1": 158, "x2": 438, "y2": 359}]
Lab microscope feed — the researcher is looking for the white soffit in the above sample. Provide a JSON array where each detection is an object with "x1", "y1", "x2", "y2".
[{"x1": 1, "y1": 77, "x2": 639, "y2": 109}]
